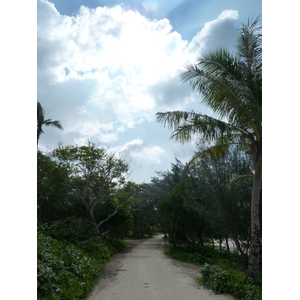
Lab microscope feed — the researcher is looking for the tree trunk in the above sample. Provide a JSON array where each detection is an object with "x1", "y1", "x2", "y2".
[
  {"x1": 195, "y1": 227, "x2": 204, "y2": 246},
  {"x1": 37, "y1": 126, "x2": 42, "y2": 146},
  {"x1": 232, "y1": 234, "x2": 248, "y2": 264},
  {"x1": 248, "y1": 150, "x2": 262, "y2": 283},
  {"x1": 225, "y1": 237, "x2": 230, "y2": 252}
]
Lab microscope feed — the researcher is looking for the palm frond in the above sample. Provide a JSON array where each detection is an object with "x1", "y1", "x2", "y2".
[
  {"x1": 226, "y1": 173, "x2": 254, "y2": 190},
  {"x1": 180, "y1": 44, "x2": 261, "y2": 141},
  {"x1": 44, "y1": 119, "x2": 63, "y2": 130},
  {"x1": 156, "y1": 110, "x2": 252, "y2": 145},
  {"x1": 189, "y1": 143, "x2": 231, "y2": 167},
  {"x1": 156, "y1": 111, "x2": 228, "y2": 143}
]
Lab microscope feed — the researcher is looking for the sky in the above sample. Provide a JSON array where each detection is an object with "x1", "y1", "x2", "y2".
[{"x1": 37, "y1": 0, "x2": 262, "y2": 184}]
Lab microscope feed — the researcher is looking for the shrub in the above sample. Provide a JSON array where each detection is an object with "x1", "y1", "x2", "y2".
[
  {"x1": 78, "y1": 237, "x2": 111, "y2": 262},
  {"x1": 37, "y1": 232, "x2": 100, "y2": 300},
  {"x1": 37, "y1": 229, "x2": 130, "y2": 300},
  {"x1": 199, "y1": 263, "x2": 262, "y2": 300}
]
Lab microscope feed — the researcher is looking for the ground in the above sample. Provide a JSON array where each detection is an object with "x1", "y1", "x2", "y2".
[{"x1": 87, "y1": 235, "x2": 234, "y2": 300}]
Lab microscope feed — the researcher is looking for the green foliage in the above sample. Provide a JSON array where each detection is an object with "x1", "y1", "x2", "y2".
[
  {"x1": 45, "y1": 217, "x2": 98, "y2": 243},
  {"x1": 50, "y1": 143, "x2": 129, "y2": 231},
  {"x1": 199, "y1": 263, "x2": 262, "y2": 300},
  {"x1": 37, "y1": 232, "x2": 100, "y2": 300},
  {"x1": 37, "y1": 151, "x2": 71, "y2": 223},
  {"x1": 155, "y1": 147, "x2": 253, "y2": 252},
  {"x1": 156, "y1": 17, "x2": 262, "y2": 282},
  {"x1": 78, "y1": 237, "x2": 111, "y2": 262},
  {"x1": 164, "y1": 244, "x2": 262, "y2": 299},
  {"x1": 37, "y1": 229, "x2": 130, "y2": 300}
]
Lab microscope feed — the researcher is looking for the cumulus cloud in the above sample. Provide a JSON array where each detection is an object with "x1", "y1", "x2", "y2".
[
  {"x1": 113, "y1": 139, "x2": 170, "y2": 183},
  {"x1": 37, "y1": 1, "x2": 242, "y2": 182},
  {"x1": 113, "y1": 138, "x2": 166, "y2": 164},
  {"x1": 187, "y1": 10, "x2": 239, "y2": 60},
  {"x1": 148, "y1": 72, "x2": 194, "y2": 109}
]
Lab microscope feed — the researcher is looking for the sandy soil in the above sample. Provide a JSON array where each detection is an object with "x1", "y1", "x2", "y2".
[{"x1": 86, "y1": 235, "x2": 234, "y2": 300}]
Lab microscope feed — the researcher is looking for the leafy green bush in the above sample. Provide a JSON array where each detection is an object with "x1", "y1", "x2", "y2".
[
  {"x1": 37, "y1": 227, "x2": 131, "y2": 300},
  {"x1": 199, "y1": 263, "x2": 262, "y2": 300},
  {"x1": 37, "y1": 232, "x2": 100, "y2": 300},
  {"x1": 78, "y1": 237, "x2": 111, "y2": 262}
]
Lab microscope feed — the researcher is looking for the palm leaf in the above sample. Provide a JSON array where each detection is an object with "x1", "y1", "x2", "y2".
[
  {"x1": 44, "y1": 120, "x2": 64, "y2": 130},
  {"x1": 181, "y1": 50, "x2": 261, "y2": 141},
  {"x1": 226, "y1": 173, "x2": 254, "y2": 190},
  {"x1": 156, "y1": 110, "x2": 251, "y2": 145}
]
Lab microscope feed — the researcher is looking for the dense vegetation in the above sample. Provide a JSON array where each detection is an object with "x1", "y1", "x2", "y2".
[
  {"x1": 37, "y1": 143, "x2": 261, "y2": 299},
  {"x1": 37, "y1": 16, "x2": 261, "y2": 300},
  {"x1": 37, "y1": 144, "x2": 149, "y2": 299}
]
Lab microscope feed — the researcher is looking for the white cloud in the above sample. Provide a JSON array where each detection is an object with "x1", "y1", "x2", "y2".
[
  {"x1": 37, "y1": 0, "x2": 194, "y2": 143},
  {"x1": 116, "y1": 138, "x2": 144, "y2": 153},
  {"x1": 218, "y1": 10, "x2": 239, "y2": 21},
  {"x1": 186, "y1": 10, "x2": 239, "y2": 59},
  {"x1": 135, "y1": 146, "x2": 166, "y2": 164},
  {"x1": 112, "y1": 138, "x2": 166, "y2": 165},
  {"x1": 37, "y1": 1, "x2": 242, "y2": 182}
]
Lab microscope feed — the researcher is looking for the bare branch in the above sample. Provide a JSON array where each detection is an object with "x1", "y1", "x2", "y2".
[{"x1": 97, "y1": 205, "x2": 119, "y2": 230}]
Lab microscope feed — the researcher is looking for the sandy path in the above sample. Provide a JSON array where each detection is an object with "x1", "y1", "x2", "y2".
[{"x1": 87, "y1": 235, "x2": 234, "y2": 300}]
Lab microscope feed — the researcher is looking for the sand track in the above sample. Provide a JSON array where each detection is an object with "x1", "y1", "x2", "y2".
[{"x1": 87, "y1": 235, "x2": 234, "y2": 300}]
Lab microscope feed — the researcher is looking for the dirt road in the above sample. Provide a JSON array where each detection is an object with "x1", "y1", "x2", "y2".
[{"x1": 87, "y1": 235, "x2": 234, "y2": 300}]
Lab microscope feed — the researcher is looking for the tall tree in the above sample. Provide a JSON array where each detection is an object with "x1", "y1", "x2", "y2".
[
  {"x1": 156, "y1": 17, "x2": 262, "y2": 282},
  {"x1": 37, "y1": 101, "x2": 63, "y2": 147}
]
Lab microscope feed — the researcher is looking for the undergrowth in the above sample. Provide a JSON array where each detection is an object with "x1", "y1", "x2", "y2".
[
  {"x1": 164, "y1": 245, "x2": 261, "y2": 300},
  {"x1": 199, "y1": 263, "x2": 262, "y2": 300},
  {"x1": 37, "y1": 230, "x2": 129, "y2": 300}
]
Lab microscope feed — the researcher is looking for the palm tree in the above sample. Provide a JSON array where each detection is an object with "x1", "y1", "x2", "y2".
[
  {"x1": 156, "y1": 17, "x2": 262, "y2": 283},
  {"x1": 37, "y1": 101, "x2": 63, "y2": 147}
]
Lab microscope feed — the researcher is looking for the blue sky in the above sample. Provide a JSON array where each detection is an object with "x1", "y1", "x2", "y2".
[{"x1": 37, "y1": 0, "x2": 262, "y2": 183}]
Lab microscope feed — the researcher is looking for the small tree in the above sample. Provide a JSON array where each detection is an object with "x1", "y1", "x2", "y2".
[{"x1": 51, "y1": 143, "x2": 129, "y2": 234}]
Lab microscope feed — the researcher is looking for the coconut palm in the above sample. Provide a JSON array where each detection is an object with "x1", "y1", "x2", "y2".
[
  {"x1": 37, "y1": 101, "x2": 63, "y2": 147},
  {"x1": 156, "y1": 17, "x2": 262, "y2": 283}
]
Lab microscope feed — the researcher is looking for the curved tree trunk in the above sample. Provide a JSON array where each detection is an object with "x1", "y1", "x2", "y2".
[{"x1": 248, "y1": 150, "x2": 262, "y2": 283}]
